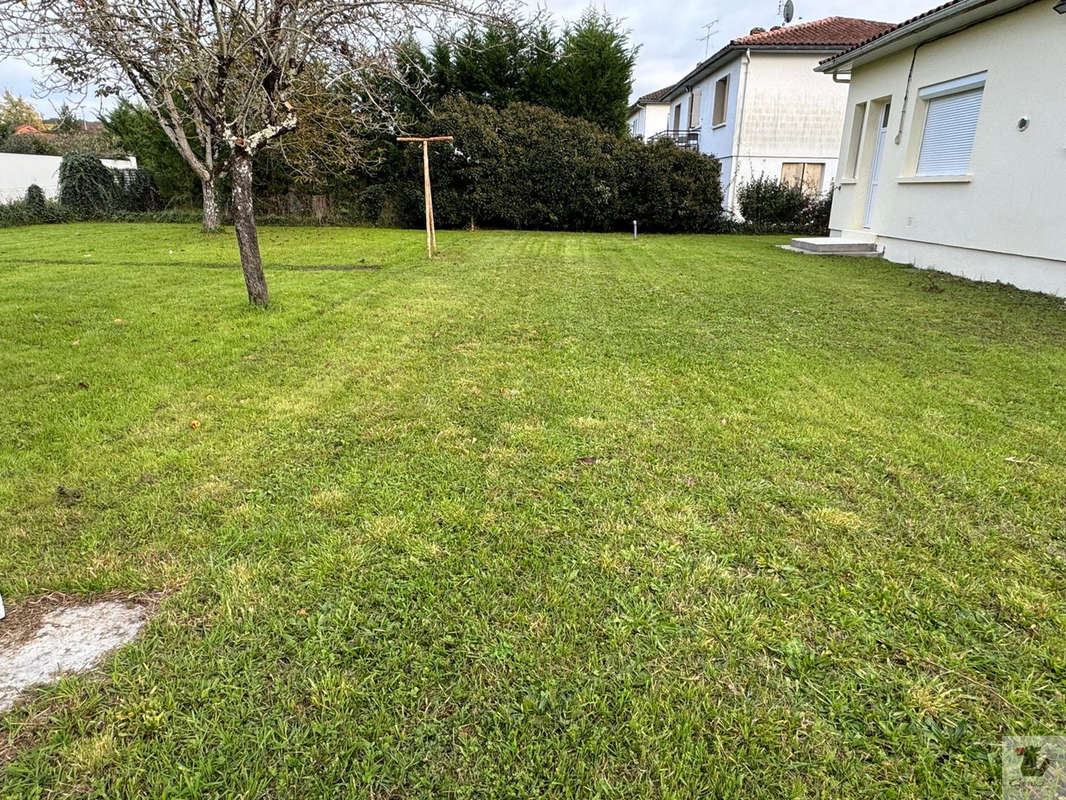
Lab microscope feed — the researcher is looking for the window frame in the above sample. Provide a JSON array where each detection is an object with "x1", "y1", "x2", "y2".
[
  {"x1": 781, "y1": 162, "x2": 826, "y2": 194},
  {"x1": 843, "y1": 102, "x2": 867, "y2": 180},
  {"x1": 712, "y1": 75, "x2": 729, "y2": 128},
  {"x1": 688, "y1": 89, "x2": 702, "y2": 129},
  {"x1": 910, "y1": 72, "x2": 987, "y2": 179}
]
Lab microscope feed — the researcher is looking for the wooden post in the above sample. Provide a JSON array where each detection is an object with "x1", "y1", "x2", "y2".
[{"x1": 397, "y1": 135, "x2": 453, "y2": 258}]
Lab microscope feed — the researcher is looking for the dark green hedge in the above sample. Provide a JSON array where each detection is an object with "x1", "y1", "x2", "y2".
[
  {"x1": 58, "y1": 152, "x2": 117, "y2": 214},
  {"x1": 383, "y1": 98, "x2": 725, "y2": 233},
  {"x1": 0, "y1": 185, "x2": 74, "y2": 227}
]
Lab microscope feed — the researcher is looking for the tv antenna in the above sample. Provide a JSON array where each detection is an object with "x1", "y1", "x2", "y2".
[{"x1": 698, "y1": 19, "x2": 720, "y2": 58}]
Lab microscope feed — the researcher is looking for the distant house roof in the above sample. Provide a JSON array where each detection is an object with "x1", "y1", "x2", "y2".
[
  {"x1": 627, "y1": 85, "x2": 676, "y2": 117},
  {"x1": 817, "y1": 0, "x2": 1036, "y2": 73},
  {"x1": 733, "y1": 16, "x2": 894, "y2": 46},
  {"x1": 637, "y1": 86, "x2": 675, "y2": 105},
  {"x1": 663, "y1": 16, "x2": 894, "y2": 102},
  {"x1": 13, "y1": 124, "x2": 44, "y2": 136}
]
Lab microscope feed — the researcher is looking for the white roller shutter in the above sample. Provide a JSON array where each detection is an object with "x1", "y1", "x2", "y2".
[{"x1": 916, "y1": 86, "x2": 984, "y2": 176}]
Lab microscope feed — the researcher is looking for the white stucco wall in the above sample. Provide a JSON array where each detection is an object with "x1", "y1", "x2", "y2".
[
  {"x1": 727, "y1": 51, "x2": 851, "y2": 213},
  {"x1": 627, "y1": 107, "x2": 645, "y2": 139},
  {"x1": 671, "y1": 49, "x2": 851, "y2": 214},
  {"x1": 828, "y1": 0, "x2": 1066, "y2": 295},
  {"x1": 665, "y1": 56, "x2": 743, "y2": 211},
  {"x1": 644, "y1": 103, "x2": 670, "y2": 139},
  {"x1": 0, "y1": 153, "x2": 138, "y2": 202},
  {"x1": 627, "y1": 103, "x2": 671, "y2": 140}
]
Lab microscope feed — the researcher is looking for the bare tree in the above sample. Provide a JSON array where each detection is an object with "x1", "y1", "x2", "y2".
[{"x1": 0, "y1": 0, "x2": 508, "y2": 306}]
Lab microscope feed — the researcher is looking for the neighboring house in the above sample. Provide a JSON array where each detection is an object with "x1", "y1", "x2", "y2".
[
  {"x1": 659, "y1": 17, "x2": 893, "y2": 215},
  {"x1": 813, "y1": 0, "x2": 1066, "y2": 296},
  {"x1": 626, "y1": 86, "x2": 674, "y2": 142},
  {"x1": 12, "y1": 124, "x2": 51, "y2": 137}
]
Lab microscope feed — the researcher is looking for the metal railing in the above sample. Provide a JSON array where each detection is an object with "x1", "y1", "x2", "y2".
[{"x1": 647, "y1": 128, "x2": 701, "y2": 151}]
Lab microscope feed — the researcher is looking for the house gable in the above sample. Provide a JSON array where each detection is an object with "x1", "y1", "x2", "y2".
[{"x1": 824, "y1": 0, "x2": 1066, "y2": 294}]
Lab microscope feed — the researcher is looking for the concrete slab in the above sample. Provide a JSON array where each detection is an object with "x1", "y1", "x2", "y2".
[
  {"x1": 789, "y1": 237, "x2": 881, "y2": 255},
  {"x1": 779, "y1": 244, "x2": 883, "y2": 258},
  {"x1": 0, "y1": 600, "x2": 150, "y2": 712}
]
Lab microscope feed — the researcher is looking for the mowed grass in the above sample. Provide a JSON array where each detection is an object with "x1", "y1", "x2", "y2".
[{"x1": 1, "y1": 223, "x2": 1065, "y2": 798}]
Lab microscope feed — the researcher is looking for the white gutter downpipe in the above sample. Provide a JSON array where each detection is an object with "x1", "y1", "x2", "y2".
[{"x1": 729, "y1": 48, "x2": 752, "y2": 217}]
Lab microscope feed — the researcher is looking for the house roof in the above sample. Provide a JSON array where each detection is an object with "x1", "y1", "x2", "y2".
[
  {"x1": 627, "y1": 84, "x2": 676, "y2": 116},
  {"x1": 817, "y1": 0, "x2": 1038, "y2": 73},
  {"x1": 732, "y1": 16, "x2": 894, "y2": 47},
  {"x1": 13, "y1": 124, "x2": 43, "y2": 136},
  {"x1": 637, "y1": 86, "x2": 675, "y2": 105},
  {"x1": 664, "y1": 17, "x2": 893, "y2": 101}
]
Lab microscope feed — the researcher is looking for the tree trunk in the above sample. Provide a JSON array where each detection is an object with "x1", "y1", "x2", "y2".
[
  {"x1": 231, "y1": 150, "x2": 269, "y2": 307},
  {"x1": 201, "y1": 177, "x2": 221, "y2": 233}
]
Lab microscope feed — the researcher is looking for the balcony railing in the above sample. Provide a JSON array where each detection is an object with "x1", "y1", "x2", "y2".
[{"x1": 647, "y1": 128, "x2": 701, "y2": 151}]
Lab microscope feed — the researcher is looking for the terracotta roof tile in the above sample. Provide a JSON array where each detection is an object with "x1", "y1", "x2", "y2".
[
  {"x1": 664, "y1": 16, "x2": 898, "y2": 101},
  {"x1": 637, "y1": 85, "x2": 675, "y2": 104},
  {"x1": 732, "y1": 16, "x2": 894, "y2": 47}
]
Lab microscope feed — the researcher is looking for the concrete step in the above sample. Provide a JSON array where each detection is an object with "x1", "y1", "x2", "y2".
[{"x1": 787, "y1": 237, "x2": 881, "y2": 256}]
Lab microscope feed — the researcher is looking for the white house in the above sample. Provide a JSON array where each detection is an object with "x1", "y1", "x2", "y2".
[
  {"x1": 809, "y1": 0, "x2": 1066, "y2": 296},
  {"x1": 658, "y1": 17, "x2": 893, "y2": 215},
  {"x1": 626, "y1": 86, "x2": 673, "y2": 142}
]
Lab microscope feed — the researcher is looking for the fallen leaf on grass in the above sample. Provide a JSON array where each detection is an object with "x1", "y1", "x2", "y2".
[{"x1": 189, "y1": 420, "x2": 201, "y2": 430}]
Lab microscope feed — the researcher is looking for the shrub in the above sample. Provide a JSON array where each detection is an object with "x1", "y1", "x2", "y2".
[
  {"x1": 737, "y1": 176, "x2": 808, "y2": 227},
  {"x1": 108, "y1": 208, "x2": 210, "y2": 224},
  {"x1": 735, "y1": 176, "x2": 833, "y2": 235},
  {"x1": 404, "y1": 98, "x2": 723, "y2": 233},
  {"x1": 624, "y1": 140, "x2": 728, "y2": 233},
  {"x1": 0, "y1": 199, "x2": 30, "y2": 227},
  {"x1": 800, "y1": 188, "x2": 833, "y2": 235},
  {"x1": 111, "y1": 168, "x2": 162, "y2": 212},
  {"x1": 25, "y1": 184, "x2": 46, "y2": 215},
  {"x1": 0, "y1": 134, "x2": 60, "y2": 156},
  {"x1": 0, "y1": 194, "x2": 73, "y2": 228},
  {"x1": 58, "y1": 152, "x2": 116, "y2": 215}
]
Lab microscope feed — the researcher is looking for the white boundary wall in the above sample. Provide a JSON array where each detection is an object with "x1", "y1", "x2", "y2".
[{"x1": 0, "y1": 153, "x2": 138, "y2": 202}]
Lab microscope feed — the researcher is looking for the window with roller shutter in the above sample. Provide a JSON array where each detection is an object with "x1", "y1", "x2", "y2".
[{"x1": 916, "y1": 73, "x2": 986, "y2": 177}]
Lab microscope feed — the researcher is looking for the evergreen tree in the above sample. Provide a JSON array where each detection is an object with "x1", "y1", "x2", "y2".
[
  {"x1": 101, "y1": 100, "x2": 199, "y2": 205},
  {"x1": 399, "y1": 10, "x2": 634, "y2": 135},
  {"x1": 554, "y1": 10, "x2": 637, "y2": 136},
  {"x1": 522, "y1": 25, "x2": 560, "y2": 109}
]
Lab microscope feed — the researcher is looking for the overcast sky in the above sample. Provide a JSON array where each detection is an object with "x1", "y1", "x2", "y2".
[{"x1": 0, "y1": 0, "x2": 936, "y2": 119}]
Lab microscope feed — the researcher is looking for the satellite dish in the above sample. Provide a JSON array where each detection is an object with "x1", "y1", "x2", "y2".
[{"x1": 783, "y1": 0, "x2": 795, "y2": 23}]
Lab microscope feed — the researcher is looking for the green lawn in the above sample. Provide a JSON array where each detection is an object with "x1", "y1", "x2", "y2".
[{"x1": 2, "y1": 223, "x2": 1065, "y2": 798}]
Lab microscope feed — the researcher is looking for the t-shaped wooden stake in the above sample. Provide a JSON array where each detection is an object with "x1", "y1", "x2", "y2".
[{"x1": 397, "y1": 136, "x2": 454, "y2": 258}]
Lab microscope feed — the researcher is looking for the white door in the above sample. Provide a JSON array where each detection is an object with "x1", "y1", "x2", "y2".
[{"x1": 863, "y1": 103, "x2": 890, "y2": 229}]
